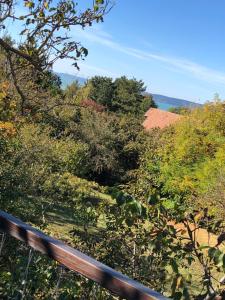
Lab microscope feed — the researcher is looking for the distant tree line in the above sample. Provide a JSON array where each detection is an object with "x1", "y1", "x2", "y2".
[{"x1": 64, "y1": 75, "x2": 157, "y2": 116}]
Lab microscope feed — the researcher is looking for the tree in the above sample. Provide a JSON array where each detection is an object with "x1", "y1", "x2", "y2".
[
  {"x1": 169, "y1": 106, "x2": 190, "y2": 115},
  {"x1": 0, "y1": 1, "x2": 113, "y2": 115},
  {"x1": 140, "y1": 94, "x2": 157, "y2": 113},
  {"x1": 0, "y1": 47, "x2": 63, "y2": 117},
  {"x1": 89, "y1": 76, "x2": 114, "y2": 109},
  {"x1": 77, "y1": 109, "x2": 119, "y2": 183},
  {"x1": 64, "y1": 81, "x2": 81, "y2": 102},
  {"x1": 0, "y1": 1, "x2": 112, "y2": 71},
  {"x1": 0, "y1": 81, "x2": 17, "y2": 121},
  {"x1": 135, "y1": 101, "x2": 225, "y2": 217},
  {"x1": 69, "y1": 108, "x2": 147, "y2": 185},
  {"x1": 213, "y1": 93, "x2": 221, "y2": 102},
  {"x1": 112, "y1": 76, "x2": 146, "y2": 115},
  {"x1": 82, "y1": 76, "x2": 157, "y2": 115},
  {"x1": 114, "y1": 115, "x2": 146, "y2": 182}
]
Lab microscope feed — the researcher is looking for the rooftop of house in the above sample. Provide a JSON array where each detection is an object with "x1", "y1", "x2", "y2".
[{"x1": 143, "y1": 108, "x2": 182, "y2": 130}]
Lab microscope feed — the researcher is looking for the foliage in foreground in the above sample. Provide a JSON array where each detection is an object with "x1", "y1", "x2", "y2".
[{"x1": 0, "y1": 42, "x2": 225, "y2": 298}]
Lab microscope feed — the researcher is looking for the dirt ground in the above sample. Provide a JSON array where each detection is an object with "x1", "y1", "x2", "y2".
[{"x1": 168, "y1": 221, "x2": 224, "y2": 250}]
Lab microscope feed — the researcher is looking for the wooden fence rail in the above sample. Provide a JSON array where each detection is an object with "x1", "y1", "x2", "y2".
[{"x1": 0, "y1": 210, "x2": 169, "y2": 300}]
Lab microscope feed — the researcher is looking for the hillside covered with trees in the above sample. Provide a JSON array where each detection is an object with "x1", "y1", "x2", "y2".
[{"x1": 0, "y1": 1, "x2": 225, "y2": 299}]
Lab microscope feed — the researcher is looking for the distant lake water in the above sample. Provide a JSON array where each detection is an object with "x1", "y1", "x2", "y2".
[{"x1": 156, "y1": 102, "x2": 173, "y2": 111}]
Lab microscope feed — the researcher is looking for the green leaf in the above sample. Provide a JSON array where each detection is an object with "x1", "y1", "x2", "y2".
[
  {"x1": 115, "y1": 191, "x2": 125, "y2": 205},
  {"x1": 208, "y1": 247, "x2": 218, "y2": 260},
  {"x1": 199, "y1": 244, "x2": 210, "y2": 250},
  {"x1": 148, "y1": 193, "x2": 158, "y2": 205},
  {"x1": 170, "y1": 259, "x2": 179, "y2": 273},
  {"x1": 25, "y1": 1, "x2": 34, "y2": 8},
  {"x1": 187, "y1": 256, "x2": 194, "y2": 266},
  {"x1": 216, "y1": 253, "x2": 224, "y2": 267},
  {"x1": 173, "y1": 292, "x2": 182, "y2": 300},
  {"x1": 94, "y1": 5, "x2": 99, "y2": 11},
  {"x1": 125, "y1": 217, "x2": 134, "y2": 227},
  {"x1": 162, "y1": 199, "x2": 175, "y2": 210},
  {"x1": 44, "y1": 1, "x2": 49, "y2": 9}
]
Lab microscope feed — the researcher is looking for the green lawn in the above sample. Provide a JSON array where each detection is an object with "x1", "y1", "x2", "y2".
[{"x1": 44, "y1": 191, "x2": 114, "y2": 240}]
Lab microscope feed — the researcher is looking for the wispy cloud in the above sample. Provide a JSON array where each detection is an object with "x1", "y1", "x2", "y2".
[
  {"x1": 131, "y1": 49, "x2": 225, "y2": 85},
  {"x1": 72, "y1": 26, "x2": 225, "y2": 85}
]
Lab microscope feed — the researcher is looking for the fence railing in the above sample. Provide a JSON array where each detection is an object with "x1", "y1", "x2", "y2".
[{"x1": 0, "y1": 210, "x2": 169, "y2": 300}]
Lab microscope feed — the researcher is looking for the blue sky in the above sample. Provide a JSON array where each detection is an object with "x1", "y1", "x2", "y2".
[
  {"x1": 7, "y1": 1, "x2": 225, "y2": 102},
  {"x1": 54, "y1": 0, "x2": 225, "y2": 103}
]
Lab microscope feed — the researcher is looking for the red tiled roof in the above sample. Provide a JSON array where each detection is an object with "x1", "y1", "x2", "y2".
[{"x1": 143, "y1": 108, "x2": 182, "y2": 130}]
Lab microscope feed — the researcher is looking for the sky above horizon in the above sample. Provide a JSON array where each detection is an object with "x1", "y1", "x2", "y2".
[{"x1": 7, "y1": 1, "x2": 225, "y2": 103}]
